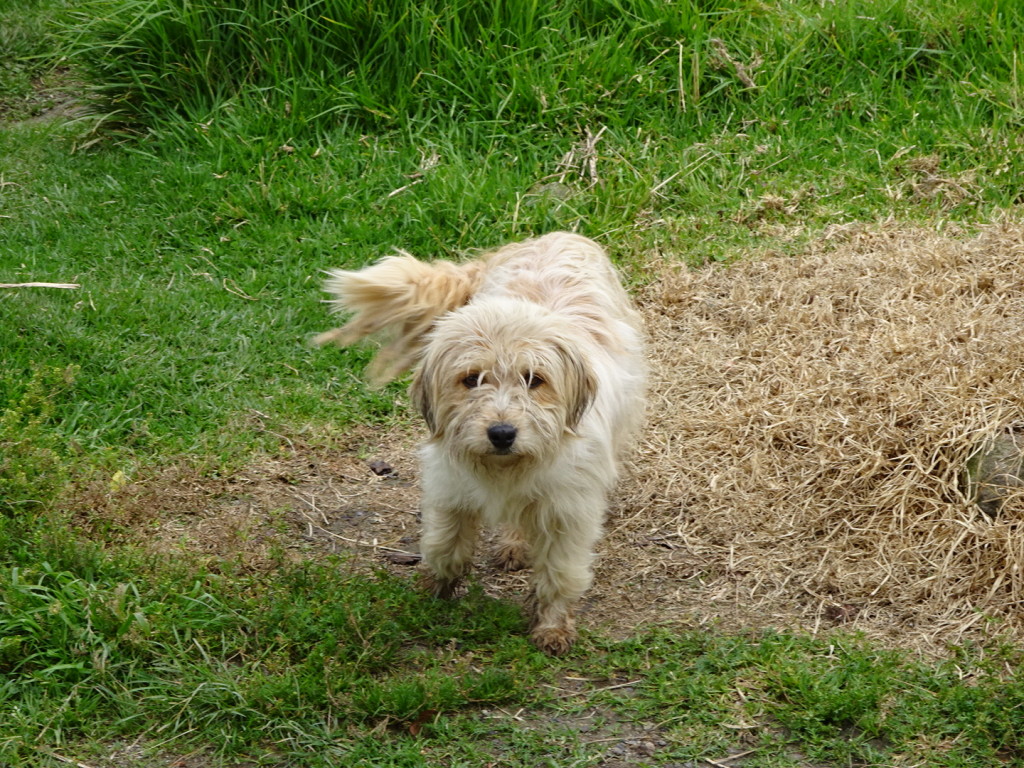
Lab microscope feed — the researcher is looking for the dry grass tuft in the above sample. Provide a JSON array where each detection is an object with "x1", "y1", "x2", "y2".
[{"x1": 621, "y1": 219, "x2": 1024, "y2": 651}]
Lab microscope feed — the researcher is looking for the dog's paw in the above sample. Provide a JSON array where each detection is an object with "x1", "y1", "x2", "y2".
[
  {"x1": 418, "y1": 570, "x2": 461, "y2": 599},
  {"x1": 493, "y1": 541, "x2": 530, "y2": 572},
  {"x1": 531, "y1": 625, "x2": 577, "y2": 656}
]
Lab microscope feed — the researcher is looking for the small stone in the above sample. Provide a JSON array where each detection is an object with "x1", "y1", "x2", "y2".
[
  {"x1": 382, "y1": 552, "x2": 422, "y2": 566},
  {"x1": 963, "y1": 428, "x2": 1024, "y2": 515},
  {"x1": 368, "y1": 459, "x2": 394, "y2": 476}
]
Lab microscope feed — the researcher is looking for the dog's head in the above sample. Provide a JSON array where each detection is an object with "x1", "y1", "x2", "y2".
[{"x1": 410, "y1": 297, "x2": 596, "y2": 464}]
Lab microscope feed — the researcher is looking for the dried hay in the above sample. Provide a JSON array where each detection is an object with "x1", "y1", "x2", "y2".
[{"x1": 626, "y1": 219, "x2": 1024, "y2": 650}]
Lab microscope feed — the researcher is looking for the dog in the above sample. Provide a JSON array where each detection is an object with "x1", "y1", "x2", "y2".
[{"x1": 316, "y1": 232, "x2": 646, "y2": 654}]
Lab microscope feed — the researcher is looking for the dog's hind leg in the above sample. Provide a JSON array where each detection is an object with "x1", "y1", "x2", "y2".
[
  {"x1": 493, "y1": 525, "x2": 530, "y2": 572},
  {"x1": 419, "y1": 504, "x2": 479, "y2": 599}
]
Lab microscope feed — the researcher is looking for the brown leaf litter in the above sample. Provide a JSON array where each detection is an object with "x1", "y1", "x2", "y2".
[{"x1": 76, "y1": 219, "x2": 1024, "y2": 656}]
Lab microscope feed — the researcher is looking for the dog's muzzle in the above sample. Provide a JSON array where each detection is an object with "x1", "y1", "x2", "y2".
[{"x1": 486, "y1": 422, "x2": 517, "y2": 453}]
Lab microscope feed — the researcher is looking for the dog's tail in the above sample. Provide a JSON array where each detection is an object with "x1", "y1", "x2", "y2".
[{"x1": 314, "y1": 251, "x2": 484, "y2": 383}]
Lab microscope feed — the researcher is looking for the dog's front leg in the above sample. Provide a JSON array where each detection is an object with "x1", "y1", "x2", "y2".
[
  {"x1": 525, "y1": 505, "x2": 602, "y2": 655},
  {"x1": 419, "y1": 503, "x2": 479, "y2": 599}
]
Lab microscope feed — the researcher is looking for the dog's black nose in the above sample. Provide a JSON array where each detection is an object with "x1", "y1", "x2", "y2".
[{"x1": 487, "y1": 423, "x2": 517, "y2": 451}]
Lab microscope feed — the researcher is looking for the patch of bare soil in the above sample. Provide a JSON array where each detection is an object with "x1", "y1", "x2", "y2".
[
  {"x1": 78, "y1": 220, "x2": 1024, "y2": 658},
  {"x1": 42, "y1": 742, "x2": 257, "y2": 768},
  {"x1": 2, "y1": 68, "x2": 85, "y2": 124}
]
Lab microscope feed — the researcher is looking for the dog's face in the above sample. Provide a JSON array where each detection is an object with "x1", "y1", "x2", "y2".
[{"x1": 411, "y1": 298, "x2": 596, "y2": 464}]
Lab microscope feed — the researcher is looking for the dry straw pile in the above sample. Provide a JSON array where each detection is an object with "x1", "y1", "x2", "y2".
[{"x1": 628, "y1": 221, "x2": 1024, "y2": 648}]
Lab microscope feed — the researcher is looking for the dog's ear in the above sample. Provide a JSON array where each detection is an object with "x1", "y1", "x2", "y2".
[
  {"x1": 409, "y1": 364, "x2": 436, "y2": 434},
  {"x1": 559, "y1": 343, "x2": 597, "y2": 431}
]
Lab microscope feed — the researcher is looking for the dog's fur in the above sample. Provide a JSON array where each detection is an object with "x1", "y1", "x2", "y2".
[{"x1": 317, "y1": 232, "x2": 645, "y2": 654}]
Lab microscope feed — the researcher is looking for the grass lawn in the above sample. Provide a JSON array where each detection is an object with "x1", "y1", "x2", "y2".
[{"x1": 3, "y1": 0, "x2": 1024, "y2": 764}]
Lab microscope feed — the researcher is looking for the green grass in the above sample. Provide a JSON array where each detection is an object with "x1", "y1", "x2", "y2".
[
  {"x1": 61, "y1": 0, "x2": 1024, "y2": 137},
  {"x1": 3, "y1": 0, "x2": 1024, "y2": 764},
  {"x1": 0, "y1": 125, "x2": 401, "y2": 466},
  {"x1": 2, "y1": 511, "x2": 1023, "y2": 766}
]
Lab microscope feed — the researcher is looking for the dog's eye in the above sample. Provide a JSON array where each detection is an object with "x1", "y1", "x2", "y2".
[
  {"x1": 524, "y1": 373, "x2": 545, "y2": 389},
  {"x1": 462, "y1": 373, "x2": 481, "y2": 389}
]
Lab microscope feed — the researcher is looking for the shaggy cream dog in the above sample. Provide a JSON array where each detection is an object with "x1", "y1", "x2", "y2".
[{"x1": 316, "y1": 232, "x2": 645, "y2": 654}]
